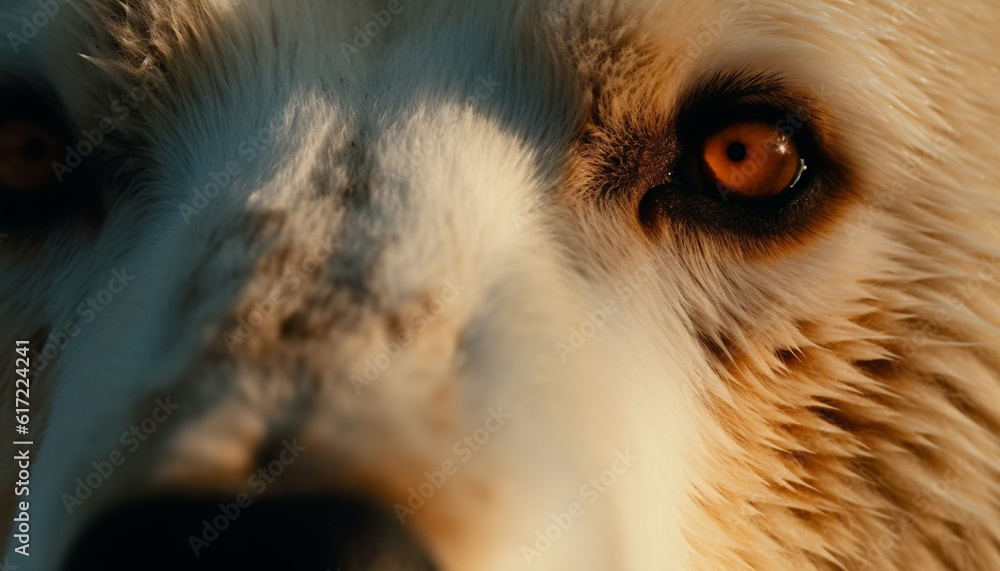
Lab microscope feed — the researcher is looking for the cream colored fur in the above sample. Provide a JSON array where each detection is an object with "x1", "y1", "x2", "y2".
[{"x1": 1, "y1": 0, "x2": 999, "y2": 569}]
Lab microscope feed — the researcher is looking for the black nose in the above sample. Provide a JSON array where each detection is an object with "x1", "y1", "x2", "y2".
[{"x1": 61, "y1": 494, "x2": 439, "y2": 571}]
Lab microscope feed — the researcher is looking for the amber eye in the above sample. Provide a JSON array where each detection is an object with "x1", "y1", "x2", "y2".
[
  {"x1": 0, "y1": 118, "x2": 65, "y2": 193},
  {"x1": 695, "y1": 121, "x2": 805, "y2": 202}
]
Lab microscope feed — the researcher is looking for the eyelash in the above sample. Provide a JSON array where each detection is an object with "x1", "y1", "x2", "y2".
[{"x1": 633, "y1": 78, "x2": 837, "y2": 243}]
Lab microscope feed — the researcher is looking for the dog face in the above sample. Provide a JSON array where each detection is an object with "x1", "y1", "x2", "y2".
[{"x1": 2, "y1": 0, "x2": 999, "y2": 569}]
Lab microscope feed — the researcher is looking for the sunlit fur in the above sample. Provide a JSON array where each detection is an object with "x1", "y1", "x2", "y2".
[{"x1": 1, "y1": 0, "x2": 999, "y2": 569}]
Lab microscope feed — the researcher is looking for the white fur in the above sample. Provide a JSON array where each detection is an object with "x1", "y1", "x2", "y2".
[{"x1": 2, "y1": 0, "x2": 999, "y2": 569}]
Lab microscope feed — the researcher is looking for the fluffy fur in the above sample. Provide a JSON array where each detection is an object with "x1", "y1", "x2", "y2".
[{"x1": 1, "y1": 0, "x2": 999, "y2": 569}]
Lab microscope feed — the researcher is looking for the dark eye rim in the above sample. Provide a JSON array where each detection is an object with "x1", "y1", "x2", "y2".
[
  {"x1": 0, "y1": 80, "x2": 101, "y2": 233},
  {"x1": 674, "y1": 104, "x2": 820, "y2": 204},
  {"x1": 638, "y1": 74, "x2": 844, "y2": 243}
]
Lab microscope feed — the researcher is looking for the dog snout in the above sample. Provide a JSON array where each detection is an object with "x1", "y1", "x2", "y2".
[{"x1": 61, "y1": 494, "x2": 439, "y2": 571}]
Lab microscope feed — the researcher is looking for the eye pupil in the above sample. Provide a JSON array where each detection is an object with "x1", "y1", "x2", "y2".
[
  {"x1": 725, "y1": 142, "x2": 747, "y2": 162},
  {"x1": 693, "y1": 120, "x2": 804, "y2": 202},
  {"x1": 22, "y1": 137, "x2": 48, "y2": 162}
]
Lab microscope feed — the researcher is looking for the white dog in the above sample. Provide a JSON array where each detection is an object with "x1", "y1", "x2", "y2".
[{"x1": 1, "y1": 0, "x2": 999, "y2": 569}]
